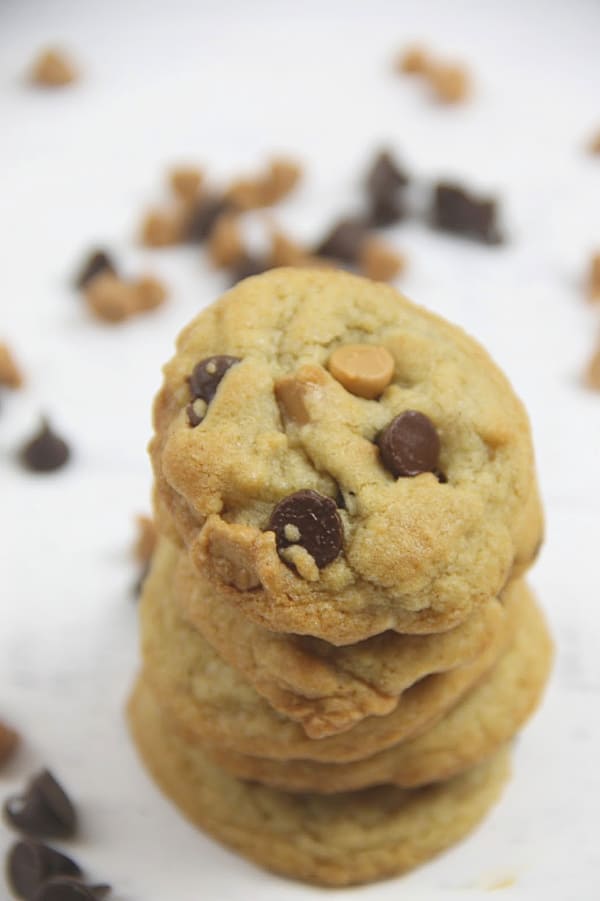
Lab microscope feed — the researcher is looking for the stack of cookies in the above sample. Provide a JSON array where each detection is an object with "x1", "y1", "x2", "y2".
[{"x1": 128, "y1": 268, "x2": 552, "y2": 887}]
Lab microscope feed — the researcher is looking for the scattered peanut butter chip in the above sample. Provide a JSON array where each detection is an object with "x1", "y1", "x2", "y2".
[
  {"x1": 377, "y1": 410, "x2": 440, "y2": 478},
  {"x1": 84, "y1": 273, "x2": 137, "y2": 323},
  {"x1": 329, "y1": 344, "x2": 395, "y2": 399},
  {"x1": 395, "y1": 44, "x2": 431, "y2": 75},
  {"x1": 261, "y1": 157, "x2": 303, "y2": 204},
  {"x1": 359, "y1": 239, "x2": 406, "y2": 282},
  {"x1": 168, "y1": 166, "x2": 204, "y2": 202},
  {"x1": 134, "y1": 516, "x2": 156, "y2": 565},
  {"x1": 274, "y1": 376, "x2": 311, "y2": 424},
  {"x1": 134, "y1": 275, "x2": 168, "y2": 312},
  {"x1": 0, "y1": 343, "x2": 24, "y2": 389},
  {"x1": 587, "y1": 253, "x2": 600, "y2": 301},
  {"x1": 583, "y1": 346, "x2": 600, "y2": 391},
  {"x1": 207, "y1": 214, "x2": 245, "y2": 268},
  {"x1": 224, "y1": 179, "x2": 264, "y2": 211},
  {"x1": 187, "y1": 397, "x2": 208, "y2": 427},
  {"x1": 140, "y1": 209, "x2": 185, "y2": 247},
  {"x1": 185, "y1": 196, "x2": 233, "y2": 242},
  {"x1": 30, "y1": 49, "x2": 78, "y2": 87},
  {"x1": 428, "y1": 62, "x2": 471, "y2": 104},
  {"x1": 189, "y1": 355, "x2": 241, "y2": 404},
  {"x1": 269, "y1": 230, "x2": 309, "y2": 268},
  {"x1": 268, "y1": 490, "x2": 343, "y2": 570},
  {"x1": 19, "y1": 419, "x2": 70, "y2": 473},
  {"x1": 588, "y1": 130, "x2": 600, "y2": 155},
  {"x1": 0, "y1": 720, "x2": 19, "y2": 768}
]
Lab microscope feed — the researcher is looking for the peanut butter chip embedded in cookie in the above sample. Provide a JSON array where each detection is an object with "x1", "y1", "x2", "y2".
[
  {"x1": 329, "y1": 344, "x2": 395, "y2": 399},
  {"x1": 378, "y1": 410, "x2": 440, "y2": 477},
  {"x1": 189, "y1": 355, "x2": 240, "y2": 404},
  {"x1": 267, "y1": 490, "x2": 343, "y2": 570}
]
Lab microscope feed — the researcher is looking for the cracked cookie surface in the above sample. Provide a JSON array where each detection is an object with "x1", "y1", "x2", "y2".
[{"x1": 152, "y1": 268, "x2": 542, "y2": 642}]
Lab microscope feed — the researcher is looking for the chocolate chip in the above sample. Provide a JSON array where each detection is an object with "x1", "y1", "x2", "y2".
[
  {"x1": 229, "y1": 255, "x2": 270, "y2": 285},
  {"x1": 74, "y1": 251, "x2": 116, "y2": 290},
  {"x1": 7, "y1": 840, "x2": 82, "y2": 900},
  {"x1": 185, "y1": 196, "x2": 232, "y2": 243},
  {"x1": 19, "y1": 420, "x2": 70, "y2": 473},
  {"x1": 365, "y1": 151, "x2": 408, "y2": 227},
  {"x1": 377, "y1": 410, "x2": 440, "y2": 478},
  {"x1": 3, "y1": 770, "x2": 77, "y2": 838},
  {"x1": 33, "y1": 879, "x2": 110, "y2": 901},
  {"x1": 267, "y1": 490, "x2": 343, "y2": 569},
  {"x1": 315, "y1": 218, "x2": 369, "y2": 263},
  {"x1": 367, "y1": 193, "x2": 405, "y2": 228},
  {"x1": 189, "y1": 355, "x2": 241, "y2": 404},
  {"x1": 432, "y1": 183, "x2": 502, "y2": 244}
]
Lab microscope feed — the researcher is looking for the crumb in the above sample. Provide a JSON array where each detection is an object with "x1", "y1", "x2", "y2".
[
  {"x1": 84, "y1": 273, "x2": 138, "y2": 323},
  {"x1": 587, "y1": 253, "x2": 600, "y2": 301},
  {"x1": 394, "y1": 44, "x2": 431, "y2": 75},
  {"x1": 428, "y1": 62, "x2": 471, "y2": 103},
  {"x1": 29, "y1": 48, "x2": 78, "y2": 87},
  {"x1": 0, "y1": 343, "x2": 24, "y2": 389},
  {"x1": 134, "y1": 515, "x2": 157, "y2": 565},
  {"x1": 207, "y1": 214, "x2": 246, "y2": 268},
  {"x1": 359, "y1": 238, "x2": 406, "y2": 281},
  {"x1": 0, "y1": 719, "x2": 19, "y2": 767},
  {"x1": 169, "y1": 166, "x2": 204, "y2": 202},
  {"x1": 584, "y1": 346, "x2": 600, "y2": 391},
  {"x1": 134, "y1": 275, "x2": 168, "y2": 312},
  {"x1": 140, "y1": 209, "x2": 186, "y2": 247}
]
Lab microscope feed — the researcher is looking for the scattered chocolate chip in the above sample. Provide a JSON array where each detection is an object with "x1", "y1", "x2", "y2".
[
  {"x1": 7, "y1": 840, "x2": 82, "y2": 900},
  {"x1": 229, "y1": 255, "x2": 270, "y2": 285},
  {"x1": 74, "y1": 251, "x2": 116, "y2": 290},
  {"x1": 33, "y1": 878, "x2": 110, "y2": 901},
  {"x1": 315, "y1": 218, "x2": 369, "y2": 263},
  {"x1": 19, "y1": 420, "x2": 70, "y2": 474},
  {"x1": 189, "y1": 355, "x2": 241, "y2": 404},
  {"x1": 267, "y1": 490, "x2": 343, "y2": 569},
  {"x1": 365, "y1": 150, "x2": 409, "y2": 226},
  {"x1": 377, "y1": 410, "x2": 440, "y2": 478},
  {"x1": 431, "y1": 183, "x2": 502, "y2": 244},
  {"x1": 3, "y1": 770, "x2": 77, "y2": 839},
  {"x1": 185, "y1": 196, "x2": 233, "y2": 243}
]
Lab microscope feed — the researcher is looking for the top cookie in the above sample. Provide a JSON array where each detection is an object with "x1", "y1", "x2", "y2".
[{"x1": 151, "y1": 268, "x2": 542, "y2": 643}]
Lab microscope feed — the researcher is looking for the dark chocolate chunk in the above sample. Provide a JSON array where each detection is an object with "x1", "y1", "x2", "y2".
[
  {"x1": 365, "y1": 151, "x2": 409, "y2": 227},
  {"x1": 7, "y1": 840, "x2": 82, "y2": 900},
  {"x1": 189, "y1": 355, "x2": 241, "y2": 404},
  {"x1": 315, "y1": 218, "x2": 369, "y2": 263},
  {"x1": 431, "y1": 183, "x2": 502, "y2": 244},
  {"x1": 3, "y1": 770, "x2": 77, "y2": 839},
  {"x1": 74, "y1": 250, "x2": 116, "y2": 290},
  {"x1": 229, "y1": 255, "x2": 270, "y2": 285},
  {"x1": 367, "y1": 193, "x2": 405, "y2": 228},
  {"x1": 185, "y1": 196, "x2": 232, "y2": 243},
  {"x1": 267, "y1": 490, "x2": 343, "y2": 569},
  {"x1": 377, "y1": 410, "x2": 440, "y2": 478},
  {"x1": 33, "y1": 879, "x2": 110, "y2": 901},
  {"x1": 19, "y1": 420, "x2": 70, "y2": 473}
]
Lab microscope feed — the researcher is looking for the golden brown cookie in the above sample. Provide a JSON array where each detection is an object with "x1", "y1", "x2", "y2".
[
  {"x1": 207, "y1": 582, "x2": 552, "y2": 791},
  {"x1": 173, "y1": 540, "x2": 505, "y2": 738},
  {"x1": 128, "y1": 676, "x2": 511, "y2": 887},
  {"x1": 151, "y1": 268, "x2": 543, "y2": 643},
  {"x1": 139, "y1": 540, "x2": 509, "y2": 762}
]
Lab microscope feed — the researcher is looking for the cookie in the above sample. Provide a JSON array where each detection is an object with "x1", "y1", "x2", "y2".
[
  {"x1": 173, "y1": 541, "x2": 505, "y2": 738},
  {"x1": 151, "y1": 267, "x2": 543, "y2": 643},
  {"x1": 128, "y1": 676, "x2": 511, "y2": 887},
  {"x1": 207, "y1": 581, "x2": 552, "y2": 791},
  {"x1": 139, "y1": 540, "x2": 508, "y2": 762}
]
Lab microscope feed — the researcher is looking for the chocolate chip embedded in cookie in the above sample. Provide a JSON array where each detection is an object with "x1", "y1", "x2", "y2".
[
  {"x1": 267, "y1": 490, "x2": 343, "y2": 571},
  {"x1": 377, "y1": 410, "x2": 440, "y2": 477},
  {"x1": 188, "y1": 355, "x2": 240, "y2": 404}
]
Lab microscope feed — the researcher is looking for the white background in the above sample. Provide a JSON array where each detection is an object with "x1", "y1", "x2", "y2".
[{"x1": 1, "y1": 1, "x2": 600, "y2": 898}]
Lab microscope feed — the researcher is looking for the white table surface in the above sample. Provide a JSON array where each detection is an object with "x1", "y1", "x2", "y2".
[{"x1": 1, "y1": 0, "x2": 599, "y2": 898}]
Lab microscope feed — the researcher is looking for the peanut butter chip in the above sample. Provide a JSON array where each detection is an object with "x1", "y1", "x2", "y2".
[
  {"x1": 275, "y1": 376, "x2": 310, "y2": 424},
  {"x1": 328, "y1": 345, "x2": 395, "y2": 399}
]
